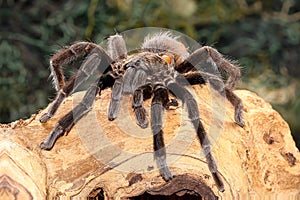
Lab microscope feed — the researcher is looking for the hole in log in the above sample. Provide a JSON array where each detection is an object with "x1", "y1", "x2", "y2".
[
  {"x1": 88, "y1": 187, "x2": 105, "y2": 200},
  {"x1": 129, "y1": 192, "x2": 202, "y2": 200},
  {"x1": 129, "y1": 174, "x2": 218, "y2": 200}
]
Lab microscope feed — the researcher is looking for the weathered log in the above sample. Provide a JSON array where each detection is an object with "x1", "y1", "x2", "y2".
[{"x1": 0, "y1": 86, "x2": 299, "y2": 199}]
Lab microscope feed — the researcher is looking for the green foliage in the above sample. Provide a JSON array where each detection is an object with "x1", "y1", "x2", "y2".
[{"x1": 0, "y1": 0, "x2": 299, "y2": 147}]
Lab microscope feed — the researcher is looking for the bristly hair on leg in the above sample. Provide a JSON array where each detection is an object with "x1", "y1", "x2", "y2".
[{"x1": 49, "y1": 60, "x2": 60, "y2": 91}]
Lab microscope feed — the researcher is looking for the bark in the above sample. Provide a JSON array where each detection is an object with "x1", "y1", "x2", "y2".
[{"x1": 0, "y1": 86, "x2": 299, "y2": 199}]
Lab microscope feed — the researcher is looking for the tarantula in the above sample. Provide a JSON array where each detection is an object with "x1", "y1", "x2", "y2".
[{"x1": 39, "y1": 31, "x2": 244, "y2": 192}]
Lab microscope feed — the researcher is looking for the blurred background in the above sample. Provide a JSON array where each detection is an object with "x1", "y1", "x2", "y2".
[{"x1": 0, "y1": 0, "x2": 299, "y2": 148}]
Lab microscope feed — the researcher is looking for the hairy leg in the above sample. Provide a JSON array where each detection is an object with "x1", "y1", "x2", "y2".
[
  {"x1": 106, "y1": 33, "x2": 128, "y2": 120},
  {"x1": 50, "y1": 42, "x2": 103, "y2": 90},
  {"x1": 151, "y1": 85, "x2": 174, "y2": 181},
  {"x1": 40, "y1": 47, "x2": 112, "y2": 123},
  {"x1": 40, "y1": 74, "x2": 114, "y2": 150},
  {"x1": 178, "y1": 71, "x2": 244, "y2": 127},
  {"x1": 175, "y1": 46, "x2": 244, "y2": 126},
  {"x1": 168, "y1": 81, "x2": 225, "y2": 192},
  {"x1": 176, "y1": 46, "x2": 241, "y2": 90}
]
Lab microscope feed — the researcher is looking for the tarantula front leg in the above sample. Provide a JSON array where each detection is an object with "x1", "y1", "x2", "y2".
[
  {"x1": 40, "y1": 46, "x2": 112, "y2": 123},
  {"x1": 168, "y1": 81, "x2": 225, "y2": 192},
  {"x1": 40, "y1": 74, "x2": 114, "y2": 150},
  {"x1": 151, "y1": 84, "x2": 174, "y2": 181}
]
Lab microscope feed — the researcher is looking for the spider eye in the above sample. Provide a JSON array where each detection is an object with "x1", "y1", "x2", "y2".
[{"x1": 161, "y1": 55, "x2": 171, "y2": 64}]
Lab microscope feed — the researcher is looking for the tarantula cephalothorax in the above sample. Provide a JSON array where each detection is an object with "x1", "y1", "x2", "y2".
[{"x1": 39, "y1": 31, "x2": 244, "y2": 192}]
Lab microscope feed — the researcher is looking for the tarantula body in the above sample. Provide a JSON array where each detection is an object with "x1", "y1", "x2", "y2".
[{"x1": 40, "y1": 31, "x2": 244, "y2": 192}]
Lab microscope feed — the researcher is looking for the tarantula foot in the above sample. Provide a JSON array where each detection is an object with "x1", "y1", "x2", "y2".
[
  {"x1": 155, "y1": 154, "x2": 175, "y2": 181},
  {"x1": 212, "y1": 172, "x2": 225, "y2": 192},
  {"x1": 108, "y1": 117, "x2": 115, "y2": 121},
  {"x1": 235, "y1": 113, "x2": 245, "y2": 127},
  {"x1": 160, "y1": 166, "x2": 175, "y2": 181},
  {"x1": 40, "y1": 141, "x2": 53, "y2": 150},
  {"x1": 39, "y1": 113, "x2": 52, "y2": 123},
  {"x1": 236, "y1": 120, "x2": 245, "y2": 127},
  {"x1": 40, "y1": 125, "x2": 65, "y2": 150}
]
